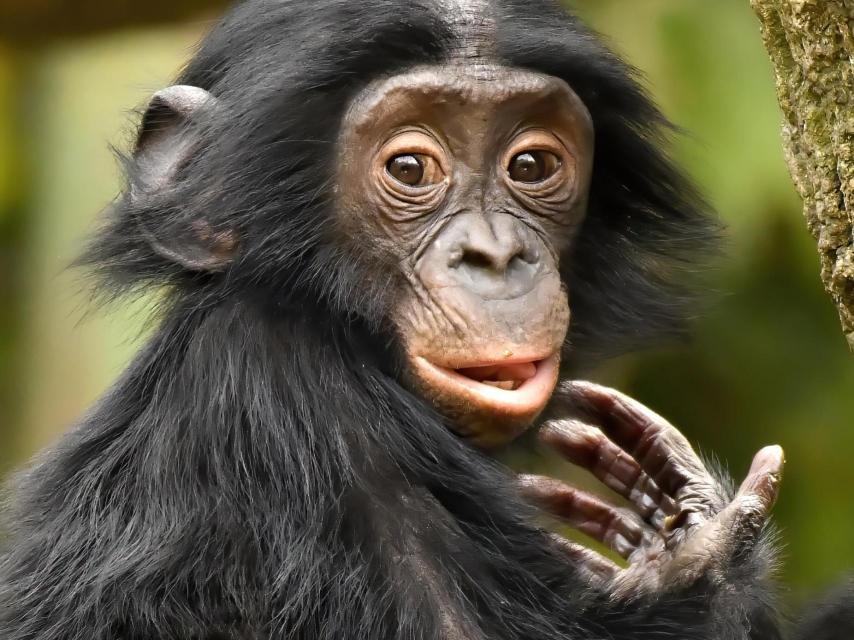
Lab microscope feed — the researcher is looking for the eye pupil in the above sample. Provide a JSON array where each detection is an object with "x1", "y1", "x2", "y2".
[
  {"x1": 511, "y1": 153, "x2": 540, "y2": 182},
  {"x1": 388, "y1": 155, "x2": 425, "y2": 186},
  {"x1": 508, "y1": 150, "x2": 560, "y2": 184}
]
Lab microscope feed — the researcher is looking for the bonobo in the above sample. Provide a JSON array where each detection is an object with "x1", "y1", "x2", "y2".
[{"x1": 0, "y1": 1, "x2": 789, "y2": 639}]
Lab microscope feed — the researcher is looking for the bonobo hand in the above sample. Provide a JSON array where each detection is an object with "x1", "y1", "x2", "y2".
[{"x1": 519, "y1": 381, "x2": 784, "y2": 599}]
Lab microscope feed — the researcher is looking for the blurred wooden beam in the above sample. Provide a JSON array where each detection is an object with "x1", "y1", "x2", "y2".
[
  {"x1": 751, "y1": 0, "x2": 854, "y2": 350},
  {"x1": 0, "y1": 0, "x2": 228, "y2": 44}
]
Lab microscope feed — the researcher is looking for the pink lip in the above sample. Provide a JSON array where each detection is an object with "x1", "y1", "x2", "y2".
[{"x1": 414, "y1": 352, "x2": 561, "y2": 419}]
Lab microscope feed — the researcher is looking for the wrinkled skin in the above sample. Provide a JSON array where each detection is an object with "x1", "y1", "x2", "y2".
[{"x1": 337, "y1": 64, "x2": 593, "y2": 446}]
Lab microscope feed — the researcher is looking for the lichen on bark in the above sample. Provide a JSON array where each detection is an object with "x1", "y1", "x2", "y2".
[{"x1": 751, "y1": 0, "x2": 854, "y2": 349}]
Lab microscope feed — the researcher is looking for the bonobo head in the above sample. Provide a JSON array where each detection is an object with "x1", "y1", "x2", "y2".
[
  {"x1": 82, "y1": 0, "x2": 716, "y2": 450},
  {"x1": 338, "y1": 66, "x2": 594, "y2": 445}
]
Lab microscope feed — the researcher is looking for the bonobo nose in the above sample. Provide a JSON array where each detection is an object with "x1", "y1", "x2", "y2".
[{"x1": 445, "y1": 214, "x2": 542, "y2": 300}]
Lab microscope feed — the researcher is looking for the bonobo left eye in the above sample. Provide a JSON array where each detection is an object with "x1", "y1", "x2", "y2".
[
  {"x1": 508, "y1": 150, "x2": 562, "y2": 184},
  {"x1": 386, "y1": 154, "x2": 444, "y2": 187}
]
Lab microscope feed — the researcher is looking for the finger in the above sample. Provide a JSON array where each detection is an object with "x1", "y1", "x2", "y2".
[
  {"x1": 518, "y1": 474, "x2": 652, "y2": 559},
  {"x1": 736, "y1": 445, "x2": 785, "y2": 512},
  {"x1": 560, "y1": 381, "x2": 712, "y2": 499},
  {"x1": 705, "y1": 446, "x2": 785, "y2": 561},
  {"x1": 540, "y1": 419, "x2": 678, "y2": 527},
  {"x1": 548, "y1": 533, "x2": 622, "y2": 585}
]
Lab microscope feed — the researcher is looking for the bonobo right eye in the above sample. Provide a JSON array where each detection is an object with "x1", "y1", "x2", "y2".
[{"x1": 378, "y1": 130, "x2": 448, "y2": 192}]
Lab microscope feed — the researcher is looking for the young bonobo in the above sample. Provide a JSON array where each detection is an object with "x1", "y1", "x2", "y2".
[{"x1": 0, "y1": 1, "x2": 788, "y2": 639}]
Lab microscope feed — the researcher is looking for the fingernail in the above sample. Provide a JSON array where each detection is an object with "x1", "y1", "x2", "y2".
[
  {"x1": 765, "y1": 444, "x2": 785, "y2": 464},
  {"x1": 612, "y1": 533, "x2": 633, "y2": 556},
  {"x1": 752, "y1": 445, "x2": 785, "y2": 474}
]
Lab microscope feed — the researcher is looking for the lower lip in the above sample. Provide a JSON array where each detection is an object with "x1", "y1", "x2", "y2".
[{"x1": 415, "y1": 352, "x2": 561, "y2": 419}]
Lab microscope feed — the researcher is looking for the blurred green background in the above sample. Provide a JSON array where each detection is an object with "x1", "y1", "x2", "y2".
[{"x1": 0, "y1": 0, "x2": 850, "y2": 604}]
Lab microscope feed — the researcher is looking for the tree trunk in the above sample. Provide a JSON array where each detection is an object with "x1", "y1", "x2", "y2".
[{"x1": 750, "y1": 0, "x2": 854, "y2": 349}]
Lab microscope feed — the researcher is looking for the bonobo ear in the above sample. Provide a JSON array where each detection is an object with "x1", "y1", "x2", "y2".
[{"x1": 131, "y1": 85, "x2": 236, "y2": 272}]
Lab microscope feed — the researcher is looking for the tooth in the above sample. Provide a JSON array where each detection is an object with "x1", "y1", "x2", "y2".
[
  {"x1": 482, "y1": 380, "x2": 516, "y2": 391},
  {"x1": 496, "y1": 362, "x2": 537, "y2": 380}
]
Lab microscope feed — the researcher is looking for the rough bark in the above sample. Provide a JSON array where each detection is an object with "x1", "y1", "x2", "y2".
[{"x1": 751, "y1": 0, "x2": 854, "y2": 349}]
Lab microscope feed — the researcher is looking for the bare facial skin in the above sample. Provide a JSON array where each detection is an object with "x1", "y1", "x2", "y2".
[{"x1": 337, "y1": 65, "x2": 595, "y2": 447}]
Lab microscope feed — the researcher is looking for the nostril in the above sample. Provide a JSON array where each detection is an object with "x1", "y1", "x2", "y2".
[
  {"x1": 521, "y1": 246, "x2": 540, "y2": 265},
  {"x1": 461, "y1": 249, "x2": 497, "y2": 271},
  {"x1": 451, "y1": 243, "x2": 541, "y2": 299},
  {"x1": 508, "y1": 254, "x2": 527, "y2": 272}
]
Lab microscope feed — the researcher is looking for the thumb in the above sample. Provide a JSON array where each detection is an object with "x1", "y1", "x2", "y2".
[
  {"x1": 737, "y1": 445, "x2": 785, "y2": 513},
  {"x1": 720, "y1": 445, "x2": 785, "y2": 559}
]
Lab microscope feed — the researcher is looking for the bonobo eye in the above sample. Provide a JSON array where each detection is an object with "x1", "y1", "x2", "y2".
[
  {"x1": 386, "y1": 154, "x2": 443, "y2": 187},
  {"x1": 508, "y1": 150, "x2": 562, "y2": 184},
  {"x1": 387, "y1": 155, "x2": 424, "y2": 186}
]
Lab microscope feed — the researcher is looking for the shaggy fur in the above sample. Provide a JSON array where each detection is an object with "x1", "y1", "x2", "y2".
[
  {"x1": 793, "y1": 581, "x2": 854, "y2": 640},
  {"x1": 0, "y1": 1, "x2": 793, "y2": 638}
]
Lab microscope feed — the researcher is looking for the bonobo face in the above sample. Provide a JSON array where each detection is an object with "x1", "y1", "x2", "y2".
[{"x1": 337, "y1": 65, "x2": 594, "y2": 447}]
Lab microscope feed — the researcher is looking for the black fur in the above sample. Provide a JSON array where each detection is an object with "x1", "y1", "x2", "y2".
[
  {"x1": 0, "y1": 1, "x2": 782, "y2": 639},
  {"x1": 793, "y1": 581, "x2": 854, "y2": 640}
]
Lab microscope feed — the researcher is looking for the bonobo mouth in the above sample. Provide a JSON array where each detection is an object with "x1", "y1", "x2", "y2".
[
  {"x1": 414, "y1": 352, "x2": 561, "y2": 424},
  {"x1": 456, "y1": 361, "x2": 542, "y2": 391}
]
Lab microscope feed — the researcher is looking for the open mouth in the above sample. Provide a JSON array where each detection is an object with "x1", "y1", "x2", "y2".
[
  {"x1": 414, "y1": 351, "x2": 561, "y2": 419},
  {"x1": 456, "y1": 361, "x2": 540, "y2": 391}
]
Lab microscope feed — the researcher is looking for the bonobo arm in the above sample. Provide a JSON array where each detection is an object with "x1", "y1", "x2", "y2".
[{"x1": 522, "y1": 382, "x2": 784, "y2": 639}]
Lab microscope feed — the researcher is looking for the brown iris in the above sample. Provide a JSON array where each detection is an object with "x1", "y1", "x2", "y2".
[
  {"x1": 387, "y1": 155, "x2": 424, "y2": 186},
  {"x1": 508, "y1": 150, "x2": 562, "y2": 184},
  {"x1": 386, "y1": 153, "x2": 444, "y2": 187}
]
